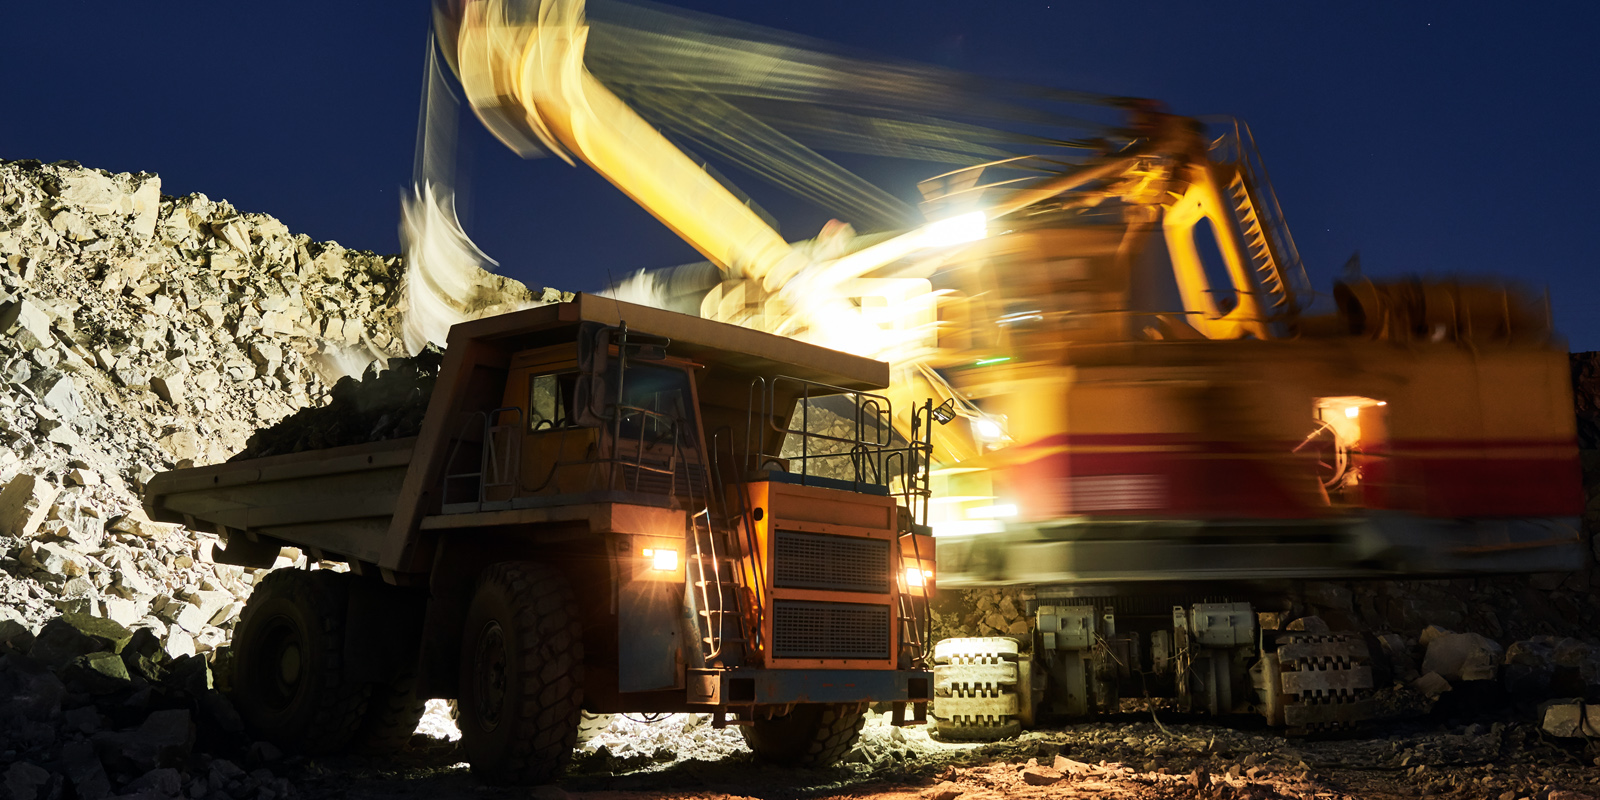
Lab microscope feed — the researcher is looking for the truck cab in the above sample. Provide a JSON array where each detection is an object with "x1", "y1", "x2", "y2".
[{"x1": 144, "y1": 296, "x2": 935, "y2": 783}]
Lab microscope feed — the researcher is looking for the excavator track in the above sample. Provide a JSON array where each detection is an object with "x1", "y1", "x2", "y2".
[
  {"x1": 930, "y1": 638, "x2": 1022, "y2": 741},
  {"x1": 1271, "y1": 632, "x2": 1377, "y2": 734}
]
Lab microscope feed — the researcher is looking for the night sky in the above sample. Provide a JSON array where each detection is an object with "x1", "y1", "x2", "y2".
[{"x1": 3, "y1": 2, "x2": 1595, "y2": 349}]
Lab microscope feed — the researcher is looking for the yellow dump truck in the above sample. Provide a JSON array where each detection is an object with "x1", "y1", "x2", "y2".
[{"x1": 143, "y1": 295, "x2": 936, "y2": 784}]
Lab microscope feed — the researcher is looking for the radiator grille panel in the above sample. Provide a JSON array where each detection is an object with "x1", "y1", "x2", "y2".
[
  {"x1": 773, "y1": 530, "x2": 890, "y2": 594},
  {"x1": 773, "y1": 600, "x2": 890, "y2": 660}
]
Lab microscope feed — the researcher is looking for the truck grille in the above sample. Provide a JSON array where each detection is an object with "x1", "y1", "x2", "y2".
[
  {"x1": 772, "y1": 600, "x2": 890, "y2": 660},
  {"x1": 773, "y1": 530, "x2": 890, "y2": 594}
]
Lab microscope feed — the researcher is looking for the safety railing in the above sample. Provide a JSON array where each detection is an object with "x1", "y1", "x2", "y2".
[
  {"x1": 699, "y1": 428, "x2": 760, "y2": 666},
  {"x1": 894, "y1": 399, "x2": 936, "y2": 667},
  {"x1": 440, "y1": 407, "x2": 522, "y2": 512},
  {"x1": 745, "y1": 375, "x2": 908, "y2": 492}
]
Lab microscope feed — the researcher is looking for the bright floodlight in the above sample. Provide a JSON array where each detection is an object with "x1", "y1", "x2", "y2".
[
  {"x1": 922, "y1": 211, "x2": 987, "y2": 247},
  {"x1": 973, "y1": 416, "x2": 1004, "y2": 441},
  {"x1": 643, "y1": 548, "x2": 679, "y2": 571}
]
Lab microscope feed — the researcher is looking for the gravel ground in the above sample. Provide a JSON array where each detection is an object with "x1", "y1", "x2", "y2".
[{"x1": 263, "y1": 706, "x2": 1600, "y2": 800}]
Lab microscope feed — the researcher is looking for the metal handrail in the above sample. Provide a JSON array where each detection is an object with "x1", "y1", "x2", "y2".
[
  {"x1": 710, "y1": 428, "x2": 766, "y2": 633},
  {"x1": 748, "y1": 375, "x2": 901, "y2": 490},
  {"x1": 439, "y1": 406, "x2": 522, "y2": 509}
]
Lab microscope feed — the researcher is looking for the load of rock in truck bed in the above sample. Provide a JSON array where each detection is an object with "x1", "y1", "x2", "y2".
[{"x1": 228, "y1": 346, "x2": 444, "y2": 461}]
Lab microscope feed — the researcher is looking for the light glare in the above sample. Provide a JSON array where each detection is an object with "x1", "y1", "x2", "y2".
[
  {"x1": 921, "y1": 212, "x2": 987, "y2": 247},
  {"x1": 646, "y1": 548, "x2": 679, "y2": 571},
  {"x1": 967, "y1": 504, "x2": 1017, "y2": 519},
  {"x1": 973, "y1": 417, "x2": 1004, "y2": 441}
]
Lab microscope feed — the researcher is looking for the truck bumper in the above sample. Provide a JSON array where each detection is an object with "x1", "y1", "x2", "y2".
[{"x1": 688, "y1": 668, "x2": 932, "y2": 707}]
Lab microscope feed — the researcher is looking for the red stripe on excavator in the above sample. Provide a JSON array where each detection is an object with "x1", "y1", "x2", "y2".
[{"x1": 995, "y1": 433, "x2": 1582, "y2": 520}]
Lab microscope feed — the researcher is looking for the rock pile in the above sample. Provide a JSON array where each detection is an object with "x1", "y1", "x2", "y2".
[
  {"x1": 0, "y1": 612, "x2": 295, "y2": 800},
  {"x1": 571, "y1": 713, "x2": 749, "y2": 774},
  {"x1": 229, "y1": 346, "x2": 445, "y2": 460},
  {"x1": 0, "y1": 157, "x2": 556, "y2": 791},
  {"x1": 566, "y1": 709, "x2": 965, "y2": 778},
  {"x1": 0, "y1": 157, "x2": 433, "y2": 658},
  {"x1": 929, "y1": 587, "x2": 1031, "y2": 643}
]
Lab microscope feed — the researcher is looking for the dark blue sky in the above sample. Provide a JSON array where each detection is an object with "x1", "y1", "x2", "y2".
[{"x1": 4, "y1": 2, "x2": 1595, "y2": 349}]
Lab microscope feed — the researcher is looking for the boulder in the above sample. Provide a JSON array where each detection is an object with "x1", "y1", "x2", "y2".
[
  {"x1": 3, "y1": 762, "x2": 52, "y2": 800},
  {"x1": 0, "y1": 618, "x2": 36, "y2": 653},
  {"x1": 0, "y1": 297, "x2": 56, "y2": 349},
  {"x1": 53, "y1": 169, "x2": 125, "y2": 216},
  {"x1": 61, "y1": 739, "x2": 111, "y2": 800},
  {"x1": 24, "y1": 541, "x2": 87, "y2": 580},
  {"x1": 1021, "y1": 765, "x2": 1062, "y2": 785},
  {"x1": 63, "y1": 651, "x2": 132, "y2": 694},
  {"x1": 1538, "y1": 698, "x2": 1600, "y2": 738},
  {"x1": 96, "y1": 708, "x2": 195, "y2": 772},
  {"x1": 1421, "y1": 632, "x2": 1502, "y2": 682},
  {"x1": 0, "y1": 653, "x2": 67, "y2": 721},
  {"x1": 28, "y1": 615, "x2": 109, "y2": 669},
  {"x1": 0, "y1": 473, "x2": 60, "y2": 538},
  {"x1": 127, "y1": 767, "x2": 182, "y2": 797},
  {"x1": 1412, "y1": 671, "x2": 1452, "y2": 696}
]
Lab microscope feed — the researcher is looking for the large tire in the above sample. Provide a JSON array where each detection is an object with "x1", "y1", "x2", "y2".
[
  {"x1": 231, "y1": 568, "x2": 370, "y2": 754},
  {"x1": 351, "y1": 670, "x2": 428, "y2": 755},
  {"x1": 457, "y1": 562, "x2": 584, "y2": 785},
  {"x1": 575, "y1": 711, "x2": 613, "y2": 745},
  {"x1": 740, "y1": 703, "x2": 866, "y2": 767}
]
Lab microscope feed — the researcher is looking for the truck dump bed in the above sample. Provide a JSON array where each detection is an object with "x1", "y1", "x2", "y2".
[{"x1": 144, "y1": 437, "x2": 415, "y2": 565}]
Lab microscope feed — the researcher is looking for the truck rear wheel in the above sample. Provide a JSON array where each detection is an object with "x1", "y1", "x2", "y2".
[
  {"x1": 232, "y1": 568, "x2": 371, "y2": 754},
  {"x1": 457, "y1": 562, "x2": 584, "y2": 785},
  {"x1": 740, "y1": 703, "x2": 866, "y2": 767}
]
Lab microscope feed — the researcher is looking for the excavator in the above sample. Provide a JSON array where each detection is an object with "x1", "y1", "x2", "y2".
[{"x1": 420, "y1": 0, "x2": 1586, "y2": 735}]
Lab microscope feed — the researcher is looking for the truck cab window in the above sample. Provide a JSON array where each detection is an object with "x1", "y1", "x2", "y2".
[
  {"x1": 614, "y1": 364, "x2": 693, "y2": 441},
  {"x1": 528, "y1": 372, "x2": 579, "y2": 432}
]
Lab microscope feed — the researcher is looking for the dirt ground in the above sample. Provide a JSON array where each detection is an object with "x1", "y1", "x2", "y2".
[{"x1": 283, "y1": 709, "x2": 1600, "y2": 800}]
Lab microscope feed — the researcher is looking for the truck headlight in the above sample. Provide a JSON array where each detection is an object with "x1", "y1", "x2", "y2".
[
  {"x1": 642, "y1": 548, "x2": 678, "y2": 571},
  {"x1": 904, "y1": 567, "x2": 933, "y2": 588}
]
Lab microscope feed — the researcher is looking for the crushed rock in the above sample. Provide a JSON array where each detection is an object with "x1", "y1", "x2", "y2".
[{"x1": 0, "y1": 157, "x2": 558, "y2": 798}]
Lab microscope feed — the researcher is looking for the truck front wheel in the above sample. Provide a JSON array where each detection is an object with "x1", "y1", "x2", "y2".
[
  {"x1": 457, "y1": 562, "x2": 584, "y2": 785},
  {"x1": 740, "y1": 703, "x2": 866, "y2": 767},
  {"x1": 232, "y1": 568, "x2": 371, "y2": 754}
]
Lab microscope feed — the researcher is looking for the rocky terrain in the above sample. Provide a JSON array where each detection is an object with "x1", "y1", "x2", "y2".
[{"x1": 0, "y1": 157, "x2": 562, "y2": 799}]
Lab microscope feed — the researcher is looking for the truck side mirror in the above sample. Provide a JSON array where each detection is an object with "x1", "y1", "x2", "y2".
[{"x1": 573, "y1": 323, "x2": 611, "y2": 427}]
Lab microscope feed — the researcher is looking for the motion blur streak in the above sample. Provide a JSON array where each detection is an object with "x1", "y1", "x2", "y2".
[
  {"x1": 446, "y1": 0, "x2": 1004, "y2": 450},
  {"x1": 401, "y1": 29, "x2": 548, "y2": 354}
]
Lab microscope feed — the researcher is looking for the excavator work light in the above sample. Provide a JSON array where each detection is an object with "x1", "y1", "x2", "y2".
[
  {"x1": 921, "y1": 211, "x2": 987, "y2": 247},
  {"x1": 973, "y1": 416, "x2": 1005, "y2": 442}
]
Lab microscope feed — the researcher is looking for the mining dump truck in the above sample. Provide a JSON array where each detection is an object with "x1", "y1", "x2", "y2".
[{"x1": 143, "y1": 295, "x2": 937, "y2": 784}]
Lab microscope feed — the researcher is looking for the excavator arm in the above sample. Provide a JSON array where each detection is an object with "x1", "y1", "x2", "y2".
[
  {"x1": 437, "y1": 0, "x2": 1309, "y2": 467},
  {"x1": 452, "y1": 0, "x2": 792, "y2": 280}
]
